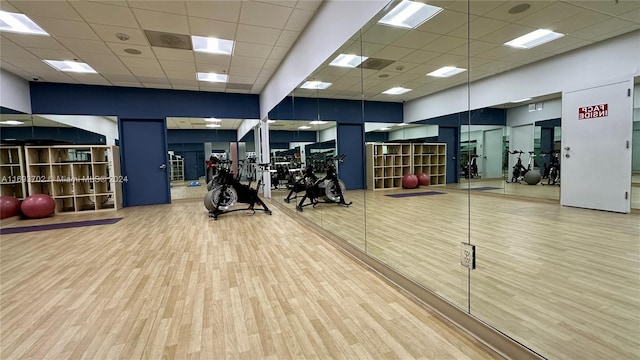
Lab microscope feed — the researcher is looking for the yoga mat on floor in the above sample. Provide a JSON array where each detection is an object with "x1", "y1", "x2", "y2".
[
  {"x1": 0, "y1": 218, "x2": 122, "y2": 235},
  {"x1": 385, "y1": 191, "x2": 446, "y2": 198}
]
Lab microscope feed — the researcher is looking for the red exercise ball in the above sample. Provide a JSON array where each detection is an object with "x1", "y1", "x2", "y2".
[
  {"x1": 0, "y1": 196, "x2": 21, "y2": 219},
  {"x1": 417, "y1": 173, "x2": 431, "y2": 186},
  {"x1": 21, "y1": 194, "x2": 56, "y2": 219},
  {"x1": 402, "y1": 174, "x2": 419, "y2": 189}
]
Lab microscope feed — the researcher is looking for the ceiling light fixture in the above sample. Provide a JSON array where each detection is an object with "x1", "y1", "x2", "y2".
[
  {"x1": 0, "y1": 120, "x2": 25, "y2": 125},
  {"x1": 378, "y1": 127, "x2": 391, "y2": 131},
  {"x1": 205, "y1": 117, "x2": 221, "y2": 122},
  {"x1": 298, "y1": 125, "x2": 311, "y2": 129},
  {"x1": 329, "y1": 54, "x2": 368, "y2": 68},
  {"x1": 197, "y1": 72, "x2": 228, "y2": 83},
  {"x1": 0, "y1": 11, "x2": 49, "y2": 36},
  {"x1": 191, "y1": 36, "x2": 234, "y2": 55},
  {"x1": 206, "y1": 123, "x2": 221, "y2": 128},
  {"x1": 510, "y1": 97, "x2": 532, "y2": 103},
  {"x1": 382, "y1": 87, "x2": 412, "y2": 95},
  {"x1": 300, "y1": 81, "x2": 332, "y2": 89},
  {"x1": 378, "y1": 0, "x2": 443, "y2": 29},
  {"x1": 504, "y1": 29, "x2": 564, "y2": 49},
  {"x1": 427, "y1": 66, "x2": 466, "y2": 78},
  {"x1": 309, "y1": 120, "x2": 327, "y2": 125},
  {"x1": 43, "y1": 60, "x2": 97, "y2": 73}
]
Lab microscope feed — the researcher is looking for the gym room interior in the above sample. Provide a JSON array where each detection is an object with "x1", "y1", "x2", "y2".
[{"x1": 1, "y1": 0, "x2": 639, "y2": 359}]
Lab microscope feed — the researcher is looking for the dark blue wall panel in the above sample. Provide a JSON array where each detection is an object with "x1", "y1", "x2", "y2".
[
  {"x1": 337, "y1": 124, "x2": 364, "y2": 189},
  {"x1": 30, "y1": 83, "x2": 260, "y2": 119},
  {"x1": 269, "y1": 130, "x2": 316, "y2": 143},
  {"x1": 1, "y1": 107, "x2": 27, "y2": 114},
  {"x1": 268, "y1": 97, "x2": 402, "y2": 124}
]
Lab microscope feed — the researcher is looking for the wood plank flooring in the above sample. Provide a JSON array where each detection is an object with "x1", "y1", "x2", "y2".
[
  {"x1": 274, "y1": 186, "x2": 640, "y2": 360},
  {"x1": 0, "y1": 200, "x2": 500, "y2": 359}
]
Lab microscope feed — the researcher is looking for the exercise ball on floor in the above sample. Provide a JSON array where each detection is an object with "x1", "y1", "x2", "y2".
[
  {"x1": 417, "y1": 173, "x2": 431, "y2": 186},
  {"x1": 20, "y1": 194, "x2": 55, "y2": 219},
  {"x1": 402, "y1": 174, "x2": 419, "y2": 189},
  {"x1": 0, "y1": 196, "x2": 21, "y2": 219},
  {"x1": 524, "y1": 170, "x2": 542, "y2": 185}
]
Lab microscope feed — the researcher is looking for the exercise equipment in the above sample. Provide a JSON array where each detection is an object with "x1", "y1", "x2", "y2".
[
  {"x1": 204, "y1": 160, "x2": 271, "y2": 220},
  {"x1": 21, "y1": 194, "x2": 55, "y2": 219},
  {"x1": 508, "y1": 150, "x2": 541, "y2": 185},
  {"x1": 541, "y1": 150, "x2": 561, "y2": 186},
  {"x1": 0, "y1": 196, "x2": 21, "y2": 219},
  {"x1": 417, "y1": 173, "x2": 431, "y2": 186},
  {"x1": 402, "y1": 174, "x2": 419, "y2": 189},
  {"x1": 284, "y1": 166, "x2": 313, "y2": 203},
  {"x1": 296, "y1": 154, "x2": 352, "y2": 211},
  {"x1": 460, "y1": 154, "x2": 479, "y2": 179},
  {"x1": 524, "y1": 170, "x2": 541, "y2": 185}
]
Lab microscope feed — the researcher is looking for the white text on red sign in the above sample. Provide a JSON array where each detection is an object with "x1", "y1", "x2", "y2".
[{"x1": 578, "y1": 104, "x2": 608, "y2": 120}]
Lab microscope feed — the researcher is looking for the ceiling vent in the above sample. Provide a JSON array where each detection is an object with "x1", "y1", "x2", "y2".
[
  {"x1": 226, "y1": 83, "x2": 253, "y2": 91},
  {"x1": 144, "y1": 30, "x2": 192, "y2": 50},
  {"x1": 358, "y1": 58, "x2": 395, "y2": 70}
]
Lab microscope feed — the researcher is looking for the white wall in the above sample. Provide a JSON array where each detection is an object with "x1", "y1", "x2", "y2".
[
  {"x1": 405, "y1": 31, "x2": 640, "y2": 123},
  {"x1": 388, "y1": 125, "x2": 438, "y2": 141},
  {"x1": 319, "y1": 127, "x2": 336, "y2": 142},
  {"x1": 506, "y1": 98, "x2": 562, "y2": 127},
  {"x1": 0, "y1": 69, "x2": 31, "y2": 113},
  {"x1": 237, "y1": 119, "x2": 259, "y2": 141},
  {"x1": 42, "y1": 114, "x2": 118, "y2": 145},
  {"x1": 259, "y1": 0, "x2": 389, "y2": 119}
]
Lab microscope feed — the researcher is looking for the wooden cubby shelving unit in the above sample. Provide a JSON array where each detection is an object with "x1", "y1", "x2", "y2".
[
  {"x1": 0, "y1": 146, "x2": 27, "y2": 200},
  {"x1": 169, "y1": 158, "x2": 184, "y2": 182},
  {"x1": 25, "y1": 145, "x2": 122, "y2": 214},
  {"x1": 366, "y1": 142, "x2": 447, "y2": 190}
]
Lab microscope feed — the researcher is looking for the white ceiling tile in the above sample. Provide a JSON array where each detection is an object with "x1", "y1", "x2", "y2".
[
  {"x1": 479, "y1": 23, "x2": 538, "y2": 45},
  {"x1": 231, "y1": 56, "x2": 266, "y2": 69},
  {"x1": 570, "y1": 18, "x2": 636, "y2": 41},
  {"x1": 168, "y1": 78, "x2": 198, "y2": 86},
  {"x1": 275, "y1": 30, "x2": 299, "y2": 47},
  {"x1": 73, "y1": 53, "x2": 128, "y2": 73},
  {"x1": 390, "y1": 31, "x2": 441, "y2": 49},
  {"x1": 111, "y1": 81, "x2": 143, "y2": 88},
  {"x1": 195, "y1": 62, "x2": 230, "y2": 74},
  {"x1": 102, "y1": 73, "x2": 137, "y2": 82},
  {"x1": 255, "y1": 0, "x2": 298, "y2": 8},
  {"x1": 0, "y1": 38, "x2": 40, "y2": 59},
  {"x1": 236, "y1": 24, "x2": 282, "y2": 45},
  {"x1": 262, "y1": 59, "x2": 280, "y2": 70},
  {"x1": 475, "y1": 45, "x2": 520, "y2": 60},
  {"x1": 132, "y1": 8, "x2": 189, "y2": 34},
  {"x1": 67, "y1": 73, "x2": 111, "y2": 85},
  {"x1": 9, "y1": 1, "x2": 83, "y2": 21},
  {"x1": 160, "y1": 60, "x2": 195, "y2": 72},
  {"x1": 590, "y1": 25, "x2": 639, "y2": 42},
  {"x1": 56, "y1": 37, "x2": 113, "y2": 55},
  {"x1": 228, "y1": 75, "x2": 258, "y2": 84},
  {"x1": 567, "y1": 0, "x2": 640, "y2": 17},
  {"x1": 372, "y1": 46, "x2": 414, "y2": 61},
  {"x1": 199, "y1": 83, "x2": 227, "y2": 92},
  {"x1": 171, "y1": 84, "x2": 199, "y2": 91},
  {"x1": 234, "y1": 42, "x2": 273, "y2": 58},
  {"x1": 70, "y1": 2, "x2": 138, "y2": 28},
  {"x1": 24, "y1": 47, "x2": 77, "y2": 60},
  {"x1": 188, "y1": 17, "x2": 237, "y2": 39},
  {"x1": 549, "y1": 11, "x2": 610, "y2": 35},
  {"x1": 225, "y1": 89, "x2": 251, "y2": 94},
  {"x1": 195, "y1": 53, "x2": 231, "y2": 67},
  {"x1": 267, "y1": 46, "x2": 288, "y2": 60},
  {"x1": 517, "y1": 2, "x2": 586, "y2": 29},
  {"x1": 106, "y1": 43, "x2": 155, "y2": 58},
  {"x1": 449, "y1": 16, "x2": 510, "y2": 40},
  {"x1": 0, "y1": 1, "x2": 19, "y2": 12},
  {"x1": 143, "y1": 83, "x2": 172, "y2": 89},
  {"x1": 1, "y1": 33, "x2": 67, "y2": 50},
  {"x1": 294, "y1": 0, "x2": 323, "y2": 12},
  {"x1": 422, "y1": 36, "x2": 466, "y2": 53},
  {"x1": 127, "y1": 1, "x2": 187, "y2": 15},
  {"x1": 229, "y1": 66, "x2": 261, "y2": 78},
  {"x1": 450, "y1": 40, "x2": 499, "y2": 57},
  {"x1": 25, "y1": 17, "x2": 98, "y2": 41},
  {"x1": 119, "y1": 56, "x2": 162, "y2": 70},
  {"x1": 186, "y1": 1, "x2": 241, "y2": 22},
  {"x1": 129, "y1": 66, "x2": 165, "y2": 77},
  {"x1": 137, "y1": 75, "x2": 170, "y2": 84},
  {"x1": 153, "y1": 47, "x2": 194, "y2": 62},
  {"x1": 90, "y1": 24, "x2": 148, "y2": 46},
  {"x1": 481, "y1": 1, "x2": 555, "y2": 23},
  {"x1": 362, "y1": 25, "x2": 406, "y2": 45},
  {"x1": 258, "y1": 69, "x2": 274, "y2": 79},
  {"x1": 284, "y1": 8, "x2": 314, "y2": 31},
  {"x1": 165, "y1": 70, "x2": 197, "y2": 81},
  {"x1": 415, "y1": 10, "x2": 471, "y2": 35},
  {"x1": 239, "y1": 1, "x2": 293, "y2": 29}
]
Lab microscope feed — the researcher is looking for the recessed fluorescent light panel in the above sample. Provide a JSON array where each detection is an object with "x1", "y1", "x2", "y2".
[
  {"x1": 382, "y1": 87, "x2": 412, "y2": 95},
  {"x1": 504, "y1": 29, "x2": 564, "y2": 49},
  {"x1": 510, "y1": 98, "x2": 532, "y2": 103},
  {"x1": 267, "y1": 120, "x2": 276, "y2": 124},
  {"x1": 44, "y1": 60, "x2": 97, "y2": 73},
  {"x1": 378, "y1": 127, "x2": 391, "y2": 131},
  {"x1": 427, "y1": 66, "x2": 466, "y2": 78},
  {"x1": 396, "y1": 123, "x2": 408, "y2": 126},
  {"x1": 0, "y1": 11, "x2": 49, "y2": 35},
  {"x1": 300, "y1": 81, "x2": 332, "y2": 90},
  {"x1": 378, "y1": 0, "x2": 443, "y2": 29},
  {"x1": 205, "y1": 117, "x2": 221, "y2": 122},
  {"x1": 206, "y1": 124, "x2": 221, "y2": 128},
  {"x1": 0, "y1": 120, "x2": 24, "y2": 125},
  {"x1": 329, "y1": 54, "x2": 368, "y2": 68},
  {"x1": 191, "y1": 36, "x2": 234, "y2": 55},
  {"x1": 197, "y1": 72, "x2": 228, "y2": 83},
  {"x1": 309, "y1": 120, "x2": 327, "y2": 125},
  {"x1": 298, "y1": 125, "x2": 311, "y2": 129}
]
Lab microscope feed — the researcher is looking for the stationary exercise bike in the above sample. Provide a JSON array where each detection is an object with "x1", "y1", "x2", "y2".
[
  {"x1": 507, "y1": 150, "x2": 534, "y2": 183},
  {"x1": 461, "y1": 154, "x2": 479, "y2": 179},
  {"x1": 284, "y1": 165, "x2": 314, "y2": 203},
  {"x1": 204, "y1": 160, "x2": 272, "y2": 220},
  {"x1": 296, "y1": 154, "x2": 352, "y2": 211},
  {"x1": 541, "y1": 150, "x2": 560, "y2": 186}
]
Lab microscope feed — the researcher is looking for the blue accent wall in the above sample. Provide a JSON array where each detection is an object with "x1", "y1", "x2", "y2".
[
  {"x1": 337, "y1": 124, "x2": 364, "y2": 189},
  {"x1": 30, "y1": 83, "x2": 260, "y2": 119},
  {"x1": 268, "y1": 97, "x2": 402, "y2": 124},
  {"x1": 269, "y1": 130, "x2": 316, "y2": 143}
]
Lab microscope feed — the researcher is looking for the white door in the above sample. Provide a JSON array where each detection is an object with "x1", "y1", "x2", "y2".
[
  {"x1": 561, "y1": 80, "x2": 633, "y2": 213},
  {"x1": 483, "y1": 128, "x2": 503, "y2": 179}
]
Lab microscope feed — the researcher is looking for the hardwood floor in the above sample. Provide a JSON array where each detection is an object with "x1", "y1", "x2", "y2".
[
  {"x1": 0, "y1": 200, "x2": 500, "y2": 359},
  {"x1": 275, "y1": 187, "x2": 640, "y2": 360}
]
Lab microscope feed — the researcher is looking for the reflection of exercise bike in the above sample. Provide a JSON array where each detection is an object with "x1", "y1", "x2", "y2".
[
  {"x1": 461, "y1": 154, "x2": 479, "y2": 179},
  {"x1": 541, "y1": 150, "x2": 560, "y2": 186},
  {"x1": 507, "y1": 150, "x2": 534, "y2": 183},
  {"x1": 204, "y1": 160, "x2": 272, "y2": 220},
  {"x1": 296, "y1": 154, "x2": 352, "y2": 211},
  {"x1": 284, "y1": 165, "x2": 313, "y2": 203}
]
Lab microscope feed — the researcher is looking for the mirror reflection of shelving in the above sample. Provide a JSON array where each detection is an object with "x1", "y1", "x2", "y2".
[
  {"x1": 366, "y1": 143, "x2": 446, "y2": 190},
  {"x1": 24, "y1": 145, "x2": 122, "y2": 213},
  {"x1": 0, "y1": 146, "x2": 27, "y2": 199}
]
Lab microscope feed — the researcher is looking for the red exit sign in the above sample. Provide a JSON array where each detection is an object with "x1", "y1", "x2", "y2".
[{"x1": 578, "y1": 104, "x2": 608, "y2": 120}]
